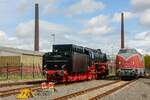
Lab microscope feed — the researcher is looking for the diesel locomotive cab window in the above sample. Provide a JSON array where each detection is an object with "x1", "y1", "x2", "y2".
[
  {"x1": 118, "y1": 49, "x2": 128, "y2": 54},
  {"x1": 119, "y1": 49, "x2": 137, "y2": 54},
  {"x1": 129, "y1": 50, "x2": 137, "y2": 54}
]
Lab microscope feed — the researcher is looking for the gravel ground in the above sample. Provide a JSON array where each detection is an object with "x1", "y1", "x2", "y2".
[
  {"x1": 2, "y1": 79, "x2": 149, "y2": 100},
  {"x1": 0, "y1": 84, "x2": 34, "y2": 91},
  {"x1": 101, "y1": 78, "x2": 150, "y2": 100},
  {"x1": 69, "y1": 81, "x2": 128, "y2": 100},
  {"x1": 1, "y1": 80, "x2": 114, "y2": 100}
]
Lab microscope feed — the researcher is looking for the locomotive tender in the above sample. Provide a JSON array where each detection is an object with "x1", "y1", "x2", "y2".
[
  {"x1": 43, "y1": 44, "x2": 108, "y2": 83},
  {"x1": 116, "y1": 48, "x2": 145, "y2": 79}
]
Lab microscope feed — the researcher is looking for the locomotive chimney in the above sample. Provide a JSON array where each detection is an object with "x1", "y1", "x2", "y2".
[
  {"x1": 121, "y1": 13, "x2": 125, "y2": 49},
  {"x1": 34, "y1": 3, "x2": 39, "y2": 51}
]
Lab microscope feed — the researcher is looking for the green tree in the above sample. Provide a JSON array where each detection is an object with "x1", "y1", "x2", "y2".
[{"x1": 144, "y1": 55, "x2": 150, "y2": 69}]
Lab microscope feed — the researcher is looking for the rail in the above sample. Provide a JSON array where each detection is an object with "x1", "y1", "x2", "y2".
[{"x1": 53, "y1": 81, "x2": 120, "y2": 100}]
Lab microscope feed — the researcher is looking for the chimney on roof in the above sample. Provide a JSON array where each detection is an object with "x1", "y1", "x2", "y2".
[
  {"x1": 121, "y1": 12, "x2": 125, "y2": 49},
  {"x1": 34, "y1": 3, "x2": 39, "y2": 51}
]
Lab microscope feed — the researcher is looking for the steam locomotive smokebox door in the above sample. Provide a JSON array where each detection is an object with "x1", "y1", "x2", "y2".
[{"x1": 72, "y1": 52, "x2": 89, "y2": 73}]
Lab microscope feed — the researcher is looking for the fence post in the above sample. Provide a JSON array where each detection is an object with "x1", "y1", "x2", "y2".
[
  {"x1": 6, "y1": 63, "x2": 8, "y2": 80},
  {"x1": 33, "y1": 64, "x2": 34, "y2": 78},
  {"x1": 20, "y1": 63, "x2": 23, "y2": 79},
  {"x1": 38, "y1": 64, "x2": 42, "y2": 78}
]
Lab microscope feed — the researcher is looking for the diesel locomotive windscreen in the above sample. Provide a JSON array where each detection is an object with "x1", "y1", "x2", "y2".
[{"x1": 118, "y1": 49, "x2": 137, "y2": 54}]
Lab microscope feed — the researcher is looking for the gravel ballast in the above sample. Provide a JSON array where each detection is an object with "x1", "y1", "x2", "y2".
[
  {"x1": 101, "y1": 78, "x2": 150, "y2": 100},
  {"x1": 1, "y1": 80, "x2": 114, "y2": 100},
  {"x1": 1, "y1": 78, "x2": 150, "y2": 100}
]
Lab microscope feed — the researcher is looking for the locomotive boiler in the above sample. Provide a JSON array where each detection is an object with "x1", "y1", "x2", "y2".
[{"x1": 43, "y1": 44, "x2": 108, "y2": 83}]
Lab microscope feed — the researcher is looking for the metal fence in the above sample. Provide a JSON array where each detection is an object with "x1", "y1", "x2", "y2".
[{"x1": 0, "y1": 63, "x2": 45, "y2": 81}]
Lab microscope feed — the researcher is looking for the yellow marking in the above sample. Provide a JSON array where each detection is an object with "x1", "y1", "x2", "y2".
[{"x1": 16, "y1": 88, "x2": 33, "y2": 99}]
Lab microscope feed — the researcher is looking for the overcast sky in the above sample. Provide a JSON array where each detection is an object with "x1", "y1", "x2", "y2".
[{"x1": 0, "y1": 0, "x2": 150, "y2": 54}]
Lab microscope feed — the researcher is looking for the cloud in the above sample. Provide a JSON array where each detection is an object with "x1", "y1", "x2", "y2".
[
  {"x1": 0, "y1": 20, "x2": 117, "y2": 54},
  {"x1": 16, "y1": 0, "x2": 59, "y2": 15},
  {"x1": 80, "y1": 15, "x2": 113, "y2": 35},
  {"x1": 14, "y1": 19, "x2": 78, "y2": 51},
  {"x1": 130, "y1": 0, "x2": 150, "y2": 12},
  {"x1": 15, "y1": 20, "x2": 70, "y2": 38},
  {"x1": 16, "y1": 20, "x2": 34, "y2": 38},
  {"x1": 134, "y1": 31, "x2": 150, "y2": 40},
  {"x1": 14, "y1": 17, "x2": 116, "y2": 53},
  {"x1": 128, "y1": 39, "x2": 150, "y2": 54},
  {"x1": 67, "y1": 0, "x2": 105, "y2": 16},
  {"x1": 127, "y1": 31, "x2": 150, "y2": 54},
  {"x1": 112, "y1": 11, "x2": 136, "y2": 22},
  {"x1": 39, "y1": 20, "x2": 70, "y2": 36},
  {"x1": 86, "y1": 15, "x2": 109, "y2": 27},
  {"x1": 2, "y1": 0, "x2": 150, "y2": 54},
  {"x1": 17, "y1": 0, "x2": 30, "y2": 13},
  {"x1": 139, "y1": 9, "x2": 150, "y2": 27},
  {"x1": 0, "y1": 30, "x2": 7, "y2": 40},
  {"x1": 43, "y1": 5, "x2": 59, "y2": 15},
  {"x1": 0, "y1": 31, "x2": 30, "y2": 50},
  {"x1": 129, "y1": 0, "x2": 150, "y2": 28},
  {"x1": 80, "y1": 25, "x2": 112, "y2": 35},
  {"x1": 0, "y1": 0, "x2": 115, "y2": 54},
  {"x1": 44, "y1": 0, "x2": 58, "y2": 4},
  {"x1": 35, "y1": 0, "x2": 60, "y2": 15},
  {"x1": 35, "y1": 0, "x2": 58, "y2": 4},
  {"x1": 136, "y1": 48, "x2": 149, "y2": 54},
  {"x1": 6, "y1": 37, "x2": 34, "y2": 50}
]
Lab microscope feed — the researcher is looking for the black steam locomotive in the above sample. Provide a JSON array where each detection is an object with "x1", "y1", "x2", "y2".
[{"x1": 43, "y1": 44, "x2": 108, "y2": 83}]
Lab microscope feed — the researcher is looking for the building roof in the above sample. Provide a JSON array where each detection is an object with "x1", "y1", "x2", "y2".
[{"x1": 0, "y1": 46, "x2": 44, "y2": 56}]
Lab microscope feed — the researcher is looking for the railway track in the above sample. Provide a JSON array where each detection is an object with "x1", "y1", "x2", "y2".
[
  {"x1": 54, "y1": 79, "x2": 137, "y2": 100},
  {"x1": 0, "y1": 85, "x2": 41, "y2": 97},
  {"x1": 0, "y1": 79, "x2": 46, "y2": 87},
  {"x1": 89, "y1": 80, "x2": 137, "y2": 100},
  {"x1": 0, "y1": 79, "x2": 137, "y2": 99},
  {"x1": 0, "y1": 80, "x2": 93, "y2": 98},
  {"x1": 0, "y1": 79, "x2": 48, "y2": 98}
]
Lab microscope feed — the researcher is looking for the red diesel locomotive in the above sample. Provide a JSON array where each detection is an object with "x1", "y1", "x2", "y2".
[
  {"x1": 43, "y1": 44, "x2": 108, "y2": 83},
  {"x1": 116, "y1": 48, "x2": 145, "y2": 79}
]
